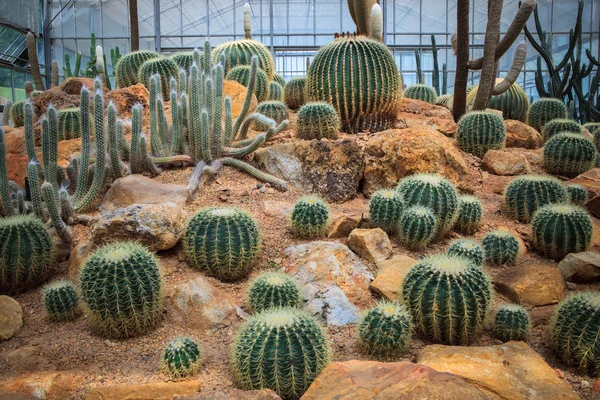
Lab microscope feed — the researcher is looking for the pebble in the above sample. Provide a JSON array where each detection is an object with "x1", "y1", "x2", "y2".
[
  {"x1": 566, "y1": 282, "x2": 577, "y2": 291},
  {"x1": 259, "y1": 187, "x2": 266, "y2": 193},
  {"x1": 555, "y1": 368, "x2": 565, "y2": 379},
  {"x1": 581, "y1": 380, "x2": 590, "y2": 389}
]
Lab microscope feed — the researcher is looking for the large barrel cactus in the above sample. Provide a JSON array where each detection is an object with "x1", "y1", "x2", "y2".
[
  {"x1": 456, "y1": 111, "x2": 506, "y2": 158},
  {"x1": 247, "y1": 271, "x2": 302, "y2": 313},
  {"x1": 254, "y1": 101, "x2": 289, "y2": 130},
  {"x1": 227, "y1": 65, "x2": 270, "y2": 103},
  {"x1": 482, "y1": 229, "x2": 521, "y2": 266},
  {"x1": 446, "y1": 238, "x2": 485, "y2": 267},
  {"x1": 115, "y1": 50, "x2": 160, "y2": 88},
  {"x1": 267, "y1": 81, "x2": 283, "y2": 101},
  {"x1": 358, "y1": 301, "x2": 412, "y2": 360},
  {"x1": 289, "y1": 196, "x2": 330, "y2": 239},
  {"x1": 170, "y1": 52, "x2": 194, "y2": 73},
  {"x1": 528, "y1": 98, "x2": 568, "y2": 132},
  {"x1": 369, "y1": 189, "x2": 404, "y2": 234},
  {"x1": 9, "y1": 100, "x2": 25, "y2": 127},
  {"x1": 467, "y1": 79, "x2": 530, "y2": 122},
  {"x1": 138, "y1": 57, "x2": 179, "y2": 100},
  {"x1": 284, "y1": 77, "x2": 306, "y2": 110},
  {"x1": 503, "y1": 175, "x2": 569, "y2": 222},
  {"x1": 57, "y1": 108, "x2": 80, "y2": 141},
  {"x1": 454, "y1": 195, "x2": 483, "y2": 234},
  {"x1": 543, "y1": 133, "x2": 597, "y2": 178},
  {"x1": 398, "y1": 206, "x2": 437, "y2": 250}
]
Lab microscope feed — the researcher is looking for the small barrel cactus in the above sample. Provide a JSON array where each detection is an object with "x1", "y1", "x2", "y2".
[
  {"x1": 551, "y1": 292, "x2": 600, "y2": 375},
  {"x1": 482, "y1": 229, "x2": 522, "y2": 266},
  {"x1": 170, "y1": 52, "x2": 194, "y2": 73},
  {"x1": 456, "y1": 111, "x2": 506, "y2": 158},
  {"x1": 295, "y1": 102, "x2": 340, "y2": 140},
  {"x1": 493, "y1": 304, "x2": 530, "y2": 342},
  {"x1": 289, "y1": 196, "x2": 330, "y2": 239},
  {"x1": 369, "y1": 189, "x2": 404, "y2": 234},
  {"x1": 231, "y1": 308, "x2": 331, "y2": 400},
  {"x1": 10, "y1": 100, "x2": 25, "y2": 127},
  {"x1": 284, "y1": 77, "x2": 306, "y2": 110},
  {"x1": 57, "y1": 108, "x2": 80, "y2": 141},
  {"x1": 503, "y1": 175, "x2": 569, "y2": 222},
  {"x1": 254, "y1": 101, "x2": 289, "y2": 130},
  {"x1": 42, "y1": 280, "x2": 80, "y2": 322},
  {"x1": 138, "y1": 57, "x2": 179, "y2": 100},
  {"x1": 436, "y1": 94, "x2": 454, "y2": 110},
  {"x1": 227, "y1": 65, "x2": 269, "y2": 102},
  {"x1": 161, "y1": 337, "x2": 204, "y2": 378},
  {"x1": 584, "y1": 122, "x2": 600, "y2": 152},
  {"x1": 531, "y1": 203, "x2": 593, "y2": 260},
  {"x1": 543, "y1": 133, "x2": 597, "y2": 178},
  {"x1": 273, "y1": 73, "x2": 286, "y2": 88},
  {"x1": 247, "y1": 271, "x2": 302, "y2": 313},
  {"x1": 446, "y1": 238, "x2": 485, "y2": 267},
  {"x1": 454, "y1": 195, "x2": 483, "y2": 234},
  {"x1": 398, "y1": 206, "x2": 437, "y2": 250},
  {"x1": 566, "y1": 184, "x2": 589, "y2": 205},
  {"x1": 467, "y1": 79, "x2": 530, "y2": 122},
  {"x1": 404, "y1": 84, "x2": 437, "y2": 104},
  {"x1": 528, "y1": 98, "x2": 568, "y2": 132},
  {"x1": 183, "y1": 207, "x2": 262, "y2": 281},
  {"x1": 0, "y1": 215, "x2": 55, "y2": 293},
  {"x1": 358, "y1": 301, "x2": 412, "y2": 360},
  {"x1": 402, "y1": 254, "x2": 493, "y2": 345},
  {"x1": 115, "y1": 50, "x2": 160, "y2": 88},
  {"x1": 80, "y1": 242, "x2": 164, "y2": 338},
  {"x1": 541, "y1": 118, "x2": 582, "y2": 142},
  {"x1": 267, "y1": 81, "x2": 283, "y2": 101}
]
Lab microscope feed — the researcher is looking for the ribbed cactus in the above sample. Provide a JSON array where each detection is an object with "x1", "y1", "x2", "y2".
[
  {"x1": 0, "y1": 215, "x2": 55, "y2": 293},
  {"x1": 454, "y1": 195, "x2": 483, "y2": 234},
  {"x1": 493, "y1": 304, "x2": 530, "y2": 342},
  {"x1": 466, "y1": 80, "x2": 530, "y2": 122},
  {"x1": 402, "y1": 254, "x2": 493, "y2": 345},
  {"x1": 247, "y1": 271, "x2": 302, "y2": 313},
  {"x1": 254, "y1": 101, "x2": 289, "y2": 130},
  {"x1": 532, "y1": 203, "x2": 593, "y2": 260},
  {"x1": 396, "y1": 174, "x2": 459, "y2": 238},
  {"x1": 0, "y1": 127, "x2": 13, "y2": 217},
  {"x1": 10, "y1": 100, "x2": 24, "y2": 127},
  {"x1": 42, "y1": 280, "x2": 80, "y2": 322},
  {"x1": 295, "y1": 102, "x2": 340, "y2": 140},
  {"x1": 566, "y1": 184, "x2": 589, "y2": 205},
  {"x1": 404, "y1": 84, "x2": 438, "y2": 104},
  {"x1": 115, "y1": 50, "x2": 160, "y2": 88},
  {"x1": 273, "y1": 73, "x2": 286, "y2": 88},
  {"x1": 138, "y1": 57, "x2": 179, "y2": 100},
  {"x1": 289, "y1": 196, "x2": 330, "y2": 239},
  {"x1": 170, "y1": 52, "x2": 194, "y2": 73},
  {"x1": 358, "y1": 301, "x2": 412, "y2": 360},
  {"x1": 543, "y1": 133, "x2": 597, "y2": 178},
  {"x1": 551, "y1": 292, "x2": 600, "y2": 375},
  {"x1": 446, "y1": 238, "x2": 485, "y2": 267},
  {"x1": 26, "y1": 32, "x2": 44, "y2": 90},
  {"x1": 456, "y1": 111, "x2": 506, "y2": 158},
  {"x1": 369, "y1": 189, "x2": 403, "y2": 234},
  {"x1": 183, "y1": 207, "x2": 261, "y2": 281},
  {"x1": 541, "y1": 118, "x2": 583, "y2": 142},
  {"x1": 284, "y1": 77, "x2": 306, "y2": 110},
  {"x1": 57, "y1": 108, "x2": 80, "y2": 141},
  {"x1": 482, "y1": 229, "x2": 521, "y2": 266},
  {"x1": 267, "y1": 81, "x2": 283, "y2": 101},
  {"x1": 436, "y1": 94, "x2": 453, "y2": 110},
  {"x1": 231, "y1": 308, "x2": 331, "y2": 400},
  {"x1": 528, "y1": 98, "x2": 568, "y2": 132},
  {"x1": 80, "y1": 242, "x2": 164, "y2": 338},
  {"x1": 161, "y1": 337, "x2": 204, "y2": 378},
  {"x1": 503, "y1": 175, "x2": 569, "y2": 222},
  {"x1": 583, "y1": 122, "x2": 600, "y2": 152},
  {"x1": 2, "y1": 100, "x2": 11, "y2": 127},
  {"x1": 227, "y1": 65, "x2": 269, "y2": 103},
  {"x1": 398, "y1": 206, "x2": 437, "y2": 250}
]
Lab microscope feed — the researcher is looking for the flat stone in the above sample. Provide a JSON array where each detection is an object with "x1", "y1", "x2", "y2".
[
  {"x1": 570, "y1": 168, "x2": 600, "y2": 199},
  {"x1": 86, "y1": 380, "x2": 201, "y2": 400},
  {"x1": 493, "y1": 263, "x2": 566, "y2": 306},
  {"x1": 0, "y1": 372, "x2": 84, "y2": 400},
  {"x1": 418, "y1": 341, "x2": 578, "y2": 400},
  {"x1": 302, "y1": 282, "x2": 360, "y2": 326},
  {"x1": 504, "y1": 120, "x2": 543, "y2": 149},
  {"x1": 174, "y1": 388, "x2": 280, "y2": 399},
  {"x1": 327, "y1": 214, "x2": 361, "y2": 239},
  {"x1": 400, "y1": 98, "x2": 454, "y2": 119},
  {"x1": 261, "y1": 200, "x2": 293, "y2": 219},
  {"x1": 482, "y1": 149, "x2": 531, "y2": 176},
  {"x1": 348, "y1": 228, "x2": 392, "y2": 263},
  {"x1": 558, "y1": 252, "x2": 600, "y2": 283},
  {"x1": 0, "y1": 295, "x2": 23, "y2": 340},
  {"x1": 370, "y1": 255, "x2": 418, "y2": 301},
  {"x1": 1, "y1": 345, "x2": 53, "y2": 372}
]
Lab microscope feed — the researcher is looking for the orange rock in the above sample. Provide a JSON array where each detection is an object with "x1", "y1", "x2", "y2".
[
  {"x1": 370, "y1": 255, "x2": 418, "y2": 301},
  {"x1": 493, "y1": 262, "x2": 567, "y2": 306},
  {"x1": 505, "y1": 120, "x2": 543, "y2": 149},
  {"x1": 223, "y1": 79, "x2": 257, "y2": 118},
  {"x1": 400, "y1": 98, "x2": 454, "y2": 119},
  {"x1": 0, "y1": 372, "x2": 84, "y2": 400},
  {"x1": 85, "y1": 380, "x2": 201, "y2": 400},
  {"x1": 105, "y1": 83, "x2": 150, "y2": 118},
  {"x1": 57, "y1": 138, "x2": 81, "y2": 167},
  {"x1": 59, "y1": 77, "x2": 96, "y2": 95}
]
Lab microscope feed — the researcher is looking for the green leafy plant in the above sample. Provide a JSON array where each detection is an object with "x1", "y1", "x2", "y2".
[
  {"x1": 161, "y1": 337, "x2": 204, "y2": 378},
  {"x1": 543, "y1": 132, "x2": 597, "y2": 178},
  {"x1": 446, "y1": 238, "x2": 485, "y2": 267},
  {"x1": 456, "y1": 111, "x2": 506, "y2": 157},
  {"x1": 369, "y1": 189, "x2": 403, "y2": 234},
  {"x1": 454, "y1": 195, "x2": 483, "y2": 234},
  {"x1": 295, "y1": 102, "x2": 340, "y2": 140},
  {"x1": 482, "y1": 229, "x2": 522, "y2": 266},
  {"x1": 503, "y1": 175, "x2": 569, "y2": 222},
  {"x1": 42, "y1": 280, "x2": 80, "y2": 322},
  {"x1": 247, "y1": 271, "x2": 302, "y2": 312},
  {"x1": 493, "y1": 304, "x2": 530, "y2": 342}
]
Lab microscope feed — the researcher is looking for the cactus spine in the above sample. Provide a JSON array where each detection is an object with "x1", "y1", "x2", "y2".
[
  {"x1": 161, "y1": 337, "x2": 204, "y2": 378},
  {"x1": 284, "y1": 77, "x2": 306, "y2": 110},
  {"x1": 503, "y1": 175, "x2": 569, "y2": 222},
  {"x1": 454, "y1": 195, "x2": 483, "y2": 234},
  {"x1": 541, "y1": 118, "x2": 583, "y2": 142},
  {"x1": 566, "y1": 184, "x2": 589, "y2": 205},
  {"x1": 247, "y1": 271, "x2": 302, "y2": 312},
  {"x1": 358, "y1": 301, "x2": 412, "y2": 360},
  {"x1": 398, "y1": 206, "x2": 437, "y2": 250},
  {"x1": 295, "y1": 102, "x2": 340, "y2": 140},
  {"x1": 543, "y1": 133, "x2": 597, "y2": 178},
  {"x1": 528, "y1": 98, "x2": 568, "y2": 132},
  {"x1": 493, "y1": 304, "x2": 530, "y2": 342},
  {"x1": 482, "y1": 229, "x2": 522, "y2": 266},
  {"x1": 42, "y1": 280, "x2": 80, "y2": 322},
  {"x1": 446, "y1": 238, "x2": 485, "y2": 267},
  {"x1": 369, "y1": 189, "x2": 403, "y2": 234},
  {"x1": 289, "y1": 196, "x2": 330, "y2": 239},
  {"x1": 404, "y1": 84, "x2": 438, "y2": 104},
  {"x1": 456, "y1": 111, "x2": 506, "y2": 158}
]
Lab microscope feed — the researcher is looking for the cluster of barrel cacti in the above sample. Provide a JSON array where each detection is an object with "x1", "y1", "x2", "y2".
[{"x1": 467, "y1": 80, "x2": 530, "y2": 122}]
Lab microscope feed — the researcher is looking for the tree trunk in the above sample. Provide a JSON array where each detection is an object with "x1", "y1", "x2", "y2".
[
  {"x1": 453, "y1": 0, "x2": 470, "y2": 121},
  {"x1": 129, "y1": 0, "x2": 139, "y2": 52}
]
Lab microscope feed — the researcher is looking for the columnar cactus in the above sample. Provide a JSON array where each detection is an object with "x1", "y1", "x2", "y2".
[
  {"x1": 541, "y1": 118, "x2": 583, "y2": 142},
  {"x1": 531, "y1": 204, "x2": 593, "y2": 260},
  {"x1": 170, "y1": 52, "x2": 194, "y2": 73},
  {"x1": 528, "y1": 98, "x2": 568, "y2": 132},
  {"x1": 566, "y1": 184, "x2": 589, "y2": 205},
  {"x1": 358, "y1": 301, "x2": 412, "y2": 360},
  {"x1": 80, "y1": 242, "x2": 164, "y2": 338},
  {"x1": 284, "y1": 77, "x2": 306, "y2": 110},
  {"x1": 267, "y1": 81, "x2": 283, "y2": 101},
  {"x1": 10, "y1": 100, "x2": 24, "y2": 127},
  {"x1": 503, "y1": 175, "x2": 569, "y2": 222},
  {"x1": 161, "y1": 337, "x2": 204, "y2": 378},
  {"x1": 2, "y1": 100, "x2": 11, "y2": 127},
  {"x1": 551, "y1": 292, "x2": 600, "y2": 374},
  {"x1": 247, "y1": 271, "x2": 302, "y2": 312},
  {"x1": 183, "y1": 207, "x2": 261, "y2": 281},
  {"x1": 456, "y1": 111, "x2": 506, "y2": 157},
  {"x1": 454, "y1": 195, "x2": 483, "y2": 234},
  {"x1": 57, "y1": 108, "x2": 80, "y2": 140},
  {"x1": 115, "y1": 50, "x2": 160, "y2": 88},
  {"x1": 466, "y1": 80, "x2": 530, "y2": 122},
  {"x1": 231, "y1": 308, "x2": 331, "y2": 400},
  {"x1": 254, "y1": 101, "x2": 289, "y2": 130},
  {"x1": 402, "y1": 254, "x2": 493, "y2": 345},
  {"x1": 404, "y1": 84, "x2": 437, "y2": 104},
  {"x1": 138, "y1": 57, "x2": 179, "y2": 100},
  {"x1": 369, "y1": 189, "x2": 403, "y2": 234},
  {"x1": 227, "y1": 65, "x2": 269, "y2": 102},
  {"x1": 446, "y1": 238, "x2": 485, "y2": 267},
  {"x1": 482, "y1": 229, "x2": 522, "y2": 266},
  {"x1": 42, "y1": 280, "x2": 80, "y2": 322},
  {"x1": 295, "y1": 102, "x2": 340, "y2": 140},
  {"x1": 289, "y1": 196, "x2": 330, "y2": 239},
  {"x1": 543, "y1": 133, "x2": 597, "y2": 178},
  {"x1": 493, "y1": 304, "x2": 530, "y2": 342},
  {"x1": 398, "y1": 206, "x2": 437, "y2": 250}
]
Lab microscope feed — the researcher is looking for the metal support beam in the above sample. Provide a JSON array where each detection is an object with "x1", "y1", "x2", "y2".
[{"x1": 154, "y1": 0, "x2": 161, "y2": 52}]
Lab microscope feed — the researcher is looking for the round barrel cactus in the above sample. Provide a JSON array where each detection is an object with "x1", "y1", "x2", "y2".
[
  {"x1": 267, "y1": 81, "x2": 283, "y2": 101},
  {"x1": 566, "y1": 184, "x2": 589, "y2": 205},
  {"x1": 273, "y1": 73, "x2": 286, "y2": 88},
  {"x1": 482, "y1": 229, "x2": 522, "y2": 266},
  {"x1": 358, "y1": 301, "x2": 412, "y2": 360},
  {"x1": 584, "y1": 122, "x2": 600, "y2": 152},
  {"x1": 306, "y1": 35, "x2": 402, "y2": 133},
  {"x1": 503, "y1": 175, "x2": 569, "y2": 223},
  {"x1": 170, "y1": 52, "x2": 194, "y2": 73},
  {"x1": 369, "y1": 189, "x2": 404, "y2": 234},
  {"x1": 466, "y1": 80, "x2": 529, "y2": 122},
  {"x1": 212, "y1": 39, "x2": 275, "y2": 79},
  {"x1": 231, "y1": 308, "x2": 331, "y2": 400},
  {"x1": 531, "y1": 203, "x2": 593, "y2": 260},
  {"x1": 80, "y1": 242, "x2": 164, "y2": 338},
  {"x1": 398, "y1": 206, "x2": 437, "y2": 250},
  {"x1": 551, "y1": 292, "x2": 600, "y2": 375},
  {"x1": 289, "y1": 196, "x2": 330, "y2": 239},
  {"x1": 454, "y1": 195, "x2": 483, "y2": 234},
  {"x1": 493, "y1": 304, "x2": 530, "y2": 342},
  {"x1": 183, "y1": 207, "x2": 262, "y2": 281},
  {"x1": 436, "y1": 94, "x2": 454, "y2": 110},
  {"x1": 543, "y1": 133, "x2": 597, "y2": 178},
  {"x1": 9, "y1": 100, "x2": 24, "y2": 127},
  {"x1": 0, "y1": 215, "x2": 55, "y2": 293},
  {"x1": 284, "y1": 77, "x2": 306, "y2": 110},
  {"x1": 404, "y1": 84, "x2": 437, "y2": 104},
  {"x1": 456, "y1": 111, "x2": 506, "y2": 158},
  {"x1": 57, "y1": 108, "x2": 80, "y2": 141},
  {"x1": 161, "y1": 337, "x2": 204, "y2": 378},
  {"x1": 528, "y1": 98, "x2": 568, "y2": 132},
  {"x1": 247, "y1": 271, "x2": 302, "y2": 313},
  {"x1": 296, "y1": 102, "x2": 340, "y2": 140},
  {"x1": 254, "y1": 101, "x2": 289, "y2": 130},
  {"x1": 138, "y1": 57, "x2": 179, "y2": 100},
  {"x1": 42, "y1": 280, "x2": 80, "y2": 322},
  {"x1": 115, "y1": 50, "x2": 160, "y2": 88},
  {"x1": 541, "y1": 118, "x2": 583, "y2": 142},
  {"x1": 227, "y1": 65, "x2": 269, "y2": 102},
  {"x1": 402, "y1": 254, "x2": 493, "y2": 345},
  {"x1": 446, "y1": 238, "x2": 485, "y2": 267}
]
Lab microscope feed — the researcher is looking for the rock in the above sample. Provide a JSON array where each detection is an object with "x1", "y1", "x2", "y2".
[
  {"x1": 423, "y1": 117, "x2": 456, "y2": 137},
  {"x1": 100, "y1": 174, "x2": 188, "y2": 212},
  {"x1": 223, "y1": 80, "x2": 258, "y2": 118},
  {"x1": 302, "y1": 360, "x2": 487, "y2": 399},
  {"x1": 558, "y1": 252, "x2": 600, "y2": 283},
  {"x1": 57, "y1": 138, "x2": 81, "y2": 168},
  {"x1": 175, "y1": 388, "x2": 280, "y2": 399},
  {"x1": 570, "y1": 168, "x2": 600, "y2": 199},
  {"x1": 0, "y1": 372, "x2": 84, "y2": 400},
  {"x1": 418, "y1": 341, "x2": 578, "y2": 400},
  {"x1": 255, "y1": 139, "x2": 364, "y2": 202},
  {"x1": 493, "y1": 263, "x2": 566, "y2": 306},
  {"x1": 505, "y1": 120, "x2": 543, "y2": 149},
  {"x1": 104, "y1": 84, "x2": 149, "y2": 118},
  {"x1": 0, "y1": 296, "x2": 23, "y2": 340},
  {"x1": 400, "y1": 98, "x2": 454, "y2": 119},
  {"x1": 327, "y1": 214, "x2": 361, "y2": 238},
  {"x1": 584, "y1": 196, "x2": 600, "y2": 219},
  {"x1": 1, "y1": 345, "x2": 53, "y2": 372},
  {"x1": 86, "y1": 380, "x2": 201, "y2": 400},
  {"x1": 361, "y1": 127, "x2": 480, "y2": 197},
  {"x1": 261, "y1": 200, "x2": 293, "y2": 219},
  {"x1": 370, "y1": 255, "x2": 418, "y2": 301},
  {"x1": 348, "y1": 228, "x2": 392, "y2": 263},
  {"x1": 482, "y1": 149, "x2": 531, "y2": 176},
  {"x1": 302, "y1": 282, "x2": 360, "y2": 325},
  {"x1": 486, "y1": 108, "x2": 505, "y2": 118},
  {"x1": 67, "y1": 241, "x2": 93, "y2": 281},
  {"x1": 522, "y1": 149, "x2": 544, "y2": 169},
  {"x1": 169, "y1": 276, "x2": 238, "y2": 330},
  {"x1": 91, "y1": 203, "x2": 185, "y2": 252},
  {"x1": 59, "y1": 77, "x2": 95, "y2": 95},
  {"x1": 3, "y1": 128, "x2": 29, "y2": 187},
  {"x1": 32, "y1": 88, "x2": 80, "y2": 117},
  {"x1": 530, "y1": 305, "x2": 557, "y2": 326}
]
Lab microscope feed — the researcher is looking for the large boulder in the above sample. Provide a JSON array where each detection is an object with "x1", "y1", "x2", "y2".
[
  {"x1": 348, "y1": 228, "x2": 392, "y2": 263},
  {"x1": 223, "y1": 80, "x2": 258, "y2": 118},
  {"x1": 400, "y1": 98, "x2": 454, "y2": 119},
  {"x1": 104, "y1": 83, "x2": 149, "y2": 118},
  {"x1": 570, "y1": 168, "x2": 600, "y2": 217},
  {"x1": 558, "y1": 252, "x2": 600, "y2": 283},
  {"x1": 86, "y1": 380, "x2": 201, "y2": 400},
  {"x1": 302, "y1": 360, "x2": 487, "y2": 399},
  {"x1": 3, "y1": 127, "x2": 29, "y2": 187},
  {"x1": 369, "y1": 255, "x2": 417, "y2": 301},
  {"x1": 482, "y1": 149, "x2": 531, "y2": 176},
  {"x1": 504, "y1": 120, "x2": 543, "y2": 149},
  {"x1": 100, "y1": 174, "x2": 189, "y2": 211},
  {"x1": 493, "y1": 263, "x2": 566, "y2": 306},
  {"x1": 59, "y1": 77, "x2": 95, "y2": 95},
  {"x1": 0, "y1": 295, "x2": 23, "y2": 340},
  {"x1": 0, "y1": 372, "x2": 84, "y2": 400},
  {"x1": 255, "y1": 139, "x2": 364, "y2": 202},
  {"x1": 418, "y1": 341, "x2": 578, "y2": 400}
]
